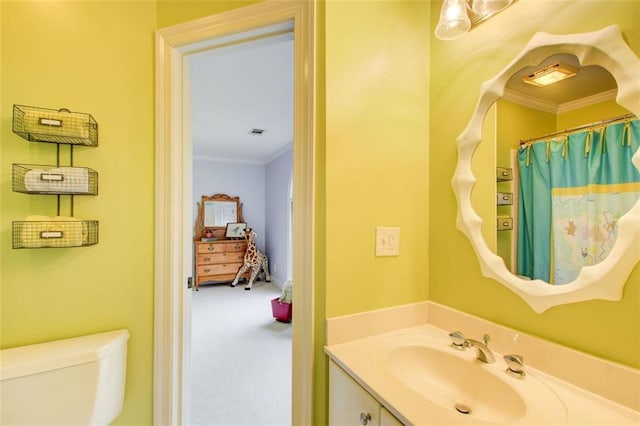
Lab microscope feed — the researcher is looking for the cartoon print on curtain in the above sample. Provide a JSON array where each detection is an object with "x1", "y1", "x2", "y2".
[{"x1": 517, "y1": 119, "x2": 640, "y2": 284}]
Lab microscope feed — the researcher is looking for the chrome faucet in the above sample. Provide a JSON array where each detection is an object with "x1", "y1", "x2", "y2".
[
  {"x1": 465, "y1": 334, "x2": 495, "y2": 364},
  {"x1": 448, "y1": 331, "x2": 496, "y2": 363}
]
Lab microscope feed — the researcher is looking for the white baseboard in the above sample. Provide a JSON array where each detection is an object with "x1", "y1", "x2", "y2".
[{"x1": 266, "y1": 276, "x2": 285, "y2": 289}]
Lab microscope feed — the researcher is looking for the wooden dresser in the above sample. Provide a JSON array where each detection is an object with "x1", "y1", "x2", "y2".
[{"x1": 194, "y1": 240, "x2": 248, "y2": 290}]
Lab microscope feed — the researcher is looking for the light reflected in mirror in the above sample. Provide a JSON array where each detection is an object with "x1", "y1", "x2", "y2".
[
  {"x1": 474, "y1": 53, "x2": 640, "y2": 285},
  {"x1": 452, "y1": 26, "x2": 640, "y2": 312}
]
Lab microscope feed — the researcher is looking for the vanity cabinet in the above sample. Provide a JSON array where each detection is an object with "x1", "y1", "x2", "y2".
[
  {"x1": 194, "y1": 240, "x2": 248, "y2": 290},
  {"x1": 329, "y1": 361, "x2": 403, "y2": 426}
]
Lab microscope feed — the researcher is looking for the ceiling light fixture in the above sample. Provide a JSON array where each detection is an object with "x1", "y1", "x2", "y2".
[
  {"x1": 435, "y1": 0, "x2": 515, "y2": 41},
  {"x1": 435, "y1": 0, "x2": 470, "y2": 41},
  {"x1": 470, "y1": 0, "x2": 513, "y2": 15},
  {"x1": 522, "y1": 62, "x2": 578, "y2": 87}
]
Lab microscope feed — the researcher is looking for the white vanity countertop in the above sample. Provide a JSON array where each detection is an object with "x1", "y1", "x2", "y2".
[{"x1": 325, "y1": 323, "x2": 640, "y2": 425}]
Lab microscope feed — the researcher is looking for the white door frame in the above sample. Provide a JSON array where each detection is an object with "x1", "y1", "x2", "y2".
[{"x1": 154, "y1": 2, "x2": 315, "y2": 424}]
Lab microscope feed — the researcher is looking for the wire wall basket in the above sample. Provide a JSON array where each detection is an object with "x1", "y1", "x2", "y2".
[
  {"x1": 12, "y1": 220, "x2": 99, "y2": 249},
  {"x1": 12, "y1": 104, "x2": 98, "y2": 146},
  {"x1": 12, "y1": 163, "x2": 98, "y2": 195}
]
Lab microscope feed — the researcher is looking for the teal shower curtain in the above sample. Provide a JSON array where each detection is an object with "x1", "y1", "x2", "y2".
[{"x1": 517, "y1": 119, "x2": 640, "y2": 284}]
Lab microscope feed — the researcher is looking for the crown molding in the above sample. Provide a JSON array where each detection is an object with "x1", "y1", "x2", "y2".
[{"x1": 502, "y1": 88, "x2": 618, "y2": 115}]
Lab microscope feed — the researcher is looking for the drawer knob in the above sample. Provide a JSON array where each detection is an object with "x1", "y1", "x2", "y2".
[
  {"x1": 207, "y1": 246, "x2": 214, "y2": 251},
  {"x1": 203, "y1": 257, "x2": 211, "y2": 262},
  {"x1": 359, "y1": 412, "x2": 371, "y2": 425},
  {"x1": 203, "y1": 268, "x2": 211, "y2": 273}
]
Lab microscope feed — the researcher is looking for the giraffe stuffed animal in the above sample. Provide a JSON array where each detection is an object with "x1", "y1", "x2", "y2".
[{"x1": 231, "y1": 228, "x2": 271, "y2": 290}]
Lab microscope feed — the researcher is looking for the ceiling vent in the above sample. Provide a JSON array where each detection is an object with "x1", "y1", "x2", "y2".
[{"x1": 249, "y1": 128, "x2": 266, "y2": 135}]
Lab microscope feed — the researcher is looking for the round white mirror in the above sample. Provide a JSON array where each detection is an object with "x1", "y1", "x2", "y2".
[{"x1": 451, "y1": 26, "x2": 640, "y2": 313}]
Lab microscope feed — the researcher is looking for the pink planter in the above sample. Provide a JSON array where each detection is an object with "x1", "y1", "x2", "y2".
[{"x1": 271, "y1": 298, "x2": 292, "y2": 323}]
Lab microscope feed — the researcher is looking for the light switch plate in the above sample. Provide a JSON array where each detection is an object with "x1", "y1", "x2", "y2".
[{"x1": 376, "y1": 227, "x2": 400, "y2": 256}]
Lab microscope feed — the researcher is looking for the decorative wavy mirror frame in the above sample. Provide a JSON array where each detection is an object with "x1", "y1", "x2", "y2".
[{"x1": 452, "y1": 25, "x2": 640, "y2": 313}]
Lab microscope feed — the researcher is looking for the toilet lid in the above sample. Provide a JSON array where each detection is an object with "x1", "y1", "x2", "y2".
[{"x1": 0, "y1": 329, "x2": 129, "y2": 380}]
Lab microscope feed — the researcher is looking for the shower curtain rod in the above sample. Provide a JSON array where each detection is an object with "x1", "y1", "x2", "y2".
[{"x1": 519, "y1": 112, "x2": 637, "y2": 145}]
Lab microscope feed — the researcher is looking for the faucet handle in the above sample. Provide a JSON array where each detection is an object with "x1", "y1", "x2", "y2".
[
  {"x1": 448, "y1": 331, "x2": 466, "y2": 350},
  {"x1": 482, "y1": 334, "x2": 491, "y2": 345},
  {"x1": 504, "y1": 354, "x2": 526, "y2": 379}
]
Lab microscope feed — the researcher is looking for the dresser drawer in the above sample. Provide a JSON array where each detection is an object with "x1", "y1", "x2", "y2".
[
  {"x1": 197, "y1": 252, "x2": 244, "y2": 265},
  {"x1": 197, "y1": 262, "x2": 243, "y2": 276},
  {"x1": 222, "y1": 241, "x2": 247, "y2": 252},
  {"x1": 196, "y1": 241, "x2": 247, "y2": 254}
]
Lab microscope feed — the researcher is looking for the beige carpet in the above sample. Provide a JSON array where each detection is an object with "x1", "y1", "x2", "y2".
[{"x1": 191, "y1": 281, "x2": 292, "y2": 425}]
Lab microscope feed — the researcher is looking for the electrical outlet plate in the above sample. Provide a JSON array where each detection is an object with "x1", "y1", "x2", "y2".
[{"x1": 376, "y1": 227, "x2": 400, "y2": 256}]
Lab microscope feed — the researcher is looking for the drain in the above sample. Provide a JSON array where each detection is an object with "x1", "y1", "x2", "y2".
[{"x1": 454, "y1": 403, "x2": 472, "y2": 415}]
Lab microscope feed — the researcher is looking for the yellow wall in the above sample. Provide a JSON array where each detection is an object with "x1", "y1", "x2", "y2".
[
  {"x1": 430, "y1": 0, "x2": 640, "y2": 368},
  {"x1": 1, "y1": 1, "x2": 156, "y2": 424},
  {"x1": 156, "y1": 0, "x2": 262, "y2": 28},
  {"x1": 324, "y1": 0, "x2": 431, "y2": 318},
  {"x1": 557, "y1": 98, "x2": 630, "y2": 129}
]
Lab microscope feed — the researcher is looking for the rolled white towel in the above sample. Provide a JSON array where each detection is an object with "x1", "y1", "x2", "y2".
[
  {"x1": 23, "y1": 167, "x2": 89, "y2": 193},
  {"x1": 24, "y1": 169, "x2": 51, "y2": 192},
  {"x1": 49, "y1": 167, "x2": 89, "y2": 193}
]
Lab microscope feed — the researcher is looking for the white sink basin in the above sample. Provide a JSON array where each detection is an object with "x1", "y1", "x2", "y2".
[{"x1": 384, "y1": 336, "x2": 567, "y2": 424}]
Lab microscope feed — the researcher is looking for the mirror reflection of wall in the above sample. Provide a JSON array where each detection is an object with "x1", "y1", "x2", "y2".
[
  {"x1": 478, "y1": 55, "x2": 640, "y2": 285},
  {"x1": 203, "y1": 200, "x2": 238, "y2": 227}
]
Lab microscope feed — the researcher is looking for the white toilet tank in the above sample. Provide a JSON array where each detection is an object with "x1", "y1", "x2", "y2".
[{"x1": 0, "y1": 329, "x2": 129, "y2": 425}]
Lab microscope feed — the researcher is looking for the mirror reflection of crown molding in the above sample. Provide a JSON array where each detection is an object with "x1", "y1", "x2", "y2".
[
  {"x1": 502, "y1": 88, "x2": 618, "y2": 115},
  {"x1": 451, "y1": 25, "x2": 640, "y2": 313}
]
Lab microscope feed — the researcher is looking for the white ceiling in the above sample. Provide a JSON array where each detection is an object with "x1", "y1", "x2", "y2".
[
  {"x1": 503, "y1": 53, "x2": 618, "y2": 113},
  {"x1": 189, "y1": 32, "x2": 294, "y2": 164}
]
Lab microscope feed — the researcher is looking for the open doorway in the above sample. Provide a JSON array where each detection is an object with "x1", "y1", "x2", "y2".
[
  {"x1": 187, "y1": 25, "x2": 294, "y2": 424},
  {"x1": 154, "y1": 2, "x2": 315, "y2": 424}
]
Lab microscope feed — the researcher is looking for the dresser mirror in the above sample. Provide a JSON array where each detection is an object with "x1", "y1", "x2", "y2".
[
  {"x1": 194, "y1": 194, "x2": 244, "y2": 240},
  {"x1": 451, "y1": 26, "x2": 640, "y2": 312}
]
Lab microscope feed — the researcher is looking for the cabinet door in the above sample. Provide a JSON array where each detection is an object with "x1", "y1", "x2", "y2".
[
  {"x1": 380, "y1": 407, "x2": 403, "y2": 426},
  {"x1": 329, "y1": 361, "x2": 380, "y2": 426}
]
